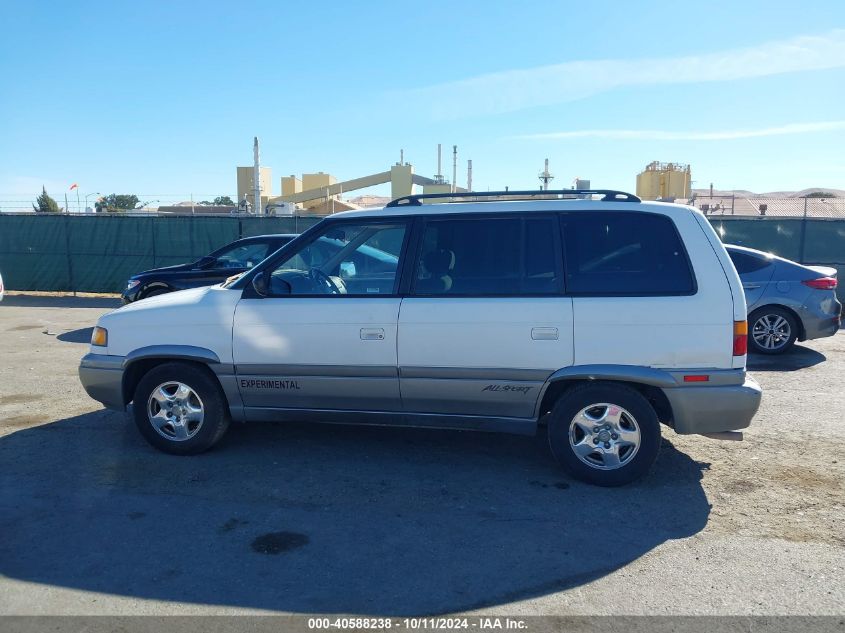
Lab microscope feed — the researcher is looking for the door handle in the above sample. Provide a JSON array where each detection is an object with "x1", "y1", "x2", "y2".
[
  {"x1": 742, "y1": 283, "x2": 761, "y2": 290},
  {"x1": 531, "y1": 327, "x2": 559, "y2": 341},
  {"x1": 360, "y1": 328, "x2": 385, "y2": 341}
]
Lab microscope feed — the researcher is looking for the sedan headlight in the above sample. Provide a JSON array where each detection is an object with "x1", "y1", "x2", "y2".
[
  {"x1": 91, "y1": 326, "x2": 108, "y2": 347},
  {"x1": 126, "y1": 279, "x2": 141, "y2": 290}
]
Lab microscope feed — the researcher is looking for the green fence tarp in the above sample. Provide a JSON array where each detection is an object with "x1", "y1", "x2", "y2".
[
  {"x1": 0, "y1": 214, "x2": 324, "y2": 293},
  {"x1": 0, "y1": 213, "x2": 843, "y2": 296}
]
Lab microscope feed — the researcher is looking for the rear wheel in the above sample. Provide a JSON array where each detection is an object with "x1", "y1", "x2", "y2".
[
  {"x1": 133, "y1": 362, "x2": 230, "y2": 455},
  {"x1": 748, "y1": 306, "x2": 797, "y2": 354},
  {"x1": 547, "y1": 382, "x2": 661, "y2": 486}
]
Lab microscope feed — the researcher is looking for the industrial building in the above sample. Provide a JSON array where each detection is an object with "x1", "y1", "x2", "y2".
[
  {"x1": 237, "y1": 142, "x2": 470, "y2": 215},
  {"x1": 636, "y1": 161, "x2": 691, "y2": 200}
]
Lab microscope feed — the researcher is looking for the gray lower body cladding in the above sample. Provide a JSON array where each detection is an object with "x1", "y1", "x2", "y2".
[{"x1": 79, "y1": 355, "x2": 762, "y2": 437}]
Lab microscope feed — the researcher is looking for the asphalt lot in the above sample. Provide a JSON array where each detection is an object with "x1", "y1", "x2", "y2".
[{"x1": 0, "y1": 294, "x2": 843, "y2": 616}]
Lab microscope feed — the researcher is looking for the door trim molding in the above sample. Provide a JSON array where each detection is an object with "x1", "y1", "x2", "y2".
[{"x1": 243, "y1": 406, "x2": 537, "y2": 435}]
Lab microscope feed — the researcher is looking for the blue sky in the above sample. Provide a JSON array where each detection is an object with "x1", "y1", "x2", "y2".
[{"x1": 1, "y1": 0, "x2": 844, "y2": 209}]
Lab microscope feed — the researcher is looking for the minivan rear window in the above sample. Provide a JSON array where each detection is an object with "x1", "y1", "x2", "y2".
[{"x1": 562, "y1": 212, "x2": 695, "y2": 295}]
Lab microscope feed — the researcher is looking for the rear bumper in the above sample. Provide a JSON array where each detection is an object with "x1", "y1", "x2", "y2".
[
  {"x1": 800, "y1": 299, "x2": 841, "y2": 341},
  {"x1": 664, "y1": 375, "x2": 762, "y2": 435},
  {"x1": 78, "y1": 353, "x2": 126, "y2": 411}
]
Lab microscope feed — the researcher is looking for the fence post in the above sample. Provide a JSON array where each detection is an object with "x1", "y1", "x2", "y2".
[
  {"x1": 151, "y1": 216, "x2": 157, "y2": 267},
  {"x1": 63, "y1": 212, "x2": 76, "y2": 295},
  {"x1": 799, "y1": 197, "x2": 808, "y2": 264}
]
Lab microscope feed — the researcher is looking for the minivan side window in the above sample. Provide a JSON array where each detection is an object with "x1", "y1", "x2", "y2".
[
  {"x1": 413, "y1": 215, "x2": 561, "y2": 296},
  {"x1": 562, "y1": 212, "x2": 695, "y2": 295}
]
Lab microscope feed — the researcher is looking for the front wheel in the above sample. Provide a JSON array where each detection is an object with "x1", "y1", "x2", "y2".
[
  {"x1": 133, "y1": 362, "x2": 230, "y2": 455},
  {"x1": 748, "y1": 307, "x2": 797, "y2": 354},
  {"x1": 547, "y1": 382, "x2": 661, "y2": 486}
]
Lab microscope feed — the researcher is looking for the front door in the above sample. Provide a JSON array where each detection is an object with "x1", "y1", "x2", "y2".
[{"x1": 232, "y1": 220, "x2": 409, "y2": 413}]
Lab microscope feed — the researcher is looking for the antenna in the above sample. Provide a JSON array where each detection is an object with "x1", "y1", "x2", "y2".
[
  {"x1": 538, "y1": 158, "x2": 554, "y2": 191},
  {"x1": 399, "y1": 149, "x2": 404, "y2": 165}
]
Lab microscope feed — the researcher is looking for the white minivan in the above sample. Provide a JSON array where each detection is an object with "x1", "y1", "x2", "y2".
[{"x1": 80, "y1": 190, "x2": 761, "y2": 486}]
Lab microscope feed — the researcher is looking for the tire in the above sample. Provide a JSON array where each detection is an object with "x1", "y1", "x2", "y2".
[
  {"x1": 132, "y1": 362, "x2": 230, "y2": 455},
  {"x1": 142, "y1": 287, "x2": 170, "y2": 300},
  {"x1": 748, "y1": 306, "x2": 798, "y2": 355},
  {"x1": 547, "y1": 382, "x2": 661, "y2": 487}
]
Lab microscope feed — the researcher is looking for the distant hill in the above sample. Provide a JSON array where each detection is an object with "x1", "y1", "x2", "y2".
[{"x1": 693, "y1": 188, "x2": 844, "y2": 198}]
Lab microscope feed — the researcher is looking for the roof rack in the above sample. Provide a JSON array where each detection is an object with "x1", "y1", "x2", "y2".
[{"x1": 385, "y1": 189, "x2": 641, "y2": 207}]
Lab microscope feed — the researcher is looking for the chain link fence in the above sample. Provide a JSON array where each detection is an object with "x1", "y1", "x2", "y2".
[{"x1": 683, "y1": 195, "x2": 845, "y2": 218}]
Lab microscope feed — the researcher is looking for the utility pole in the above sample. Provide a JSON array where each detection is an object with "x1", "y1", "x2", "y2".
[{"x1": 467, "y1": 159, "x2": 473, "y2": 192}]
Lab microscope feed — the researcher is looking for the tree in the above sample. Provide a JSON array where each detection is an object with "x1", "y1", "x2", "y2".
[
  {"x1": 213, "y1": 195, "x2": 235, "y2": 206},
  {"x1": 95, "y1": 194, "x2": 140, "y2": 213},
  {"x1": 33, "y1": 187, "x2": 61, "y2": 213},
  {"x1": 804, "y1": 191, "x2": 838, "y2": 199}
]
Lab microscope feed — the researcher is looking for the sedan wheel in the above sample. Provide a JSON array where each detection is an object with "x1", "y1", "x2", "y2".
[{"x1": 749, "y1": 307, "x2": 798, "y2": 354}]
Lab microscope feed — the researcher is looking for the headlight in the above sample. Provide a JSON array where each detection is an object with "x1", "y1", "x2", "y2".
[
  {"x1": 127, "y1": 279, "x2": 141, "y2": 290},
  {"x1": 91, "y1": 326, "x2": 108, "y2": 347}
]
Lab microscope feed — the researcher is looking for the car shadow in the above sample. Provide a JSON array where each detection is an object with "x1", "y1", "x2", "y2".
[
  {"x1": 747, "y1": 344, "x2": 826, "y2": 372},
  {"x1": 56, "y1": 327, "x2": 94, "y2": 343},
  {"x1": 1, "y1": 294, "x2": 121, "y2": 309},
  {"x1": 0, "y1": 412, "x2": 710, "y2": 615}
]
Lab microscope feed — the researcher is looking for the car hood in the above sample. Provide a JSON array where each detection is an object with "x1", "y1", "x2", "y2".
[
  {"x1": 110, "y1": 285, "x2": 214, "y2": 314},
  {"x1": 130, "y1": 263, "x2": 196, "y2": 279},
  {"x1": 96, "y1": 285, "x2": 242, "y2": 359}
]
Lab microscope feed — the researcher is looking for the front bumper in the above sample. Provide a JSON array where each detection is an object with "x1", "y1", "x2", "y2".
[
  {"x1": 79, "y1": 353, "x2": 126, "y2": 410},
  {"x1": 664, "y1": 375, "x2": 762, "y2": 435},
  {"x1": 121, "y1": 287, "x2": 141, "y2": 304}
]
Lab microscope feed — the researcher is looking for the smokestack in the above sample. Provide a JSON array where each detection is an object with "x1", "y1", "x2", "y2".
[
  {"x1": 253, "y1": 137, "x2": 261, "y2": 215},
  {"x1": 452, "y1": 145, "x2": 457, "y2": 193},
  {"x1": 467, "y1": 159, "x2": 473, "y2": 192}
]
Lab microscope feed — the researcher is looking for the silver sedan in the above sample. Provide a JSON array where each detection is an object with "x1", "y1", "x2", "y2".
[{"x1": 726, "y1": 245, "x2": 841, "y2": 354}]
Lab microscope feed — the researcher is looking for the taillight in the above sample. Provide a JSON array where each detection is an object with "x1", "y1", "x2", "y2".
[
  {"x1": 802, "y1": 277, "x2": 837, "y2": 290},
  {"x1": 733, "y1": 320, "x2": 748, "y2": 356}
]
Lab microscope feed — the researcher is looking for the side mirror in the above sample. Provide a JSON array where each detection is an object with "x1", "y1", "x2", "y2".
[
  {"x1": 252, "y1": 271, "x2": 291, "y2": 297},
  {"x1": 252, "y1": 271, "x2": 269, "y2": 297},
  {"x1": 197, "y1": 255, "x2": 216, "y2": 269}
]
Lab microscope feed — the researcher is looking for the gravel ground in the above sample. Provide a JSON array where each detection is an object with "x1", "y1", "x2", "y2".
[{"x1": 0, "y1": 295, "x2": 842, "y2": 616}]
